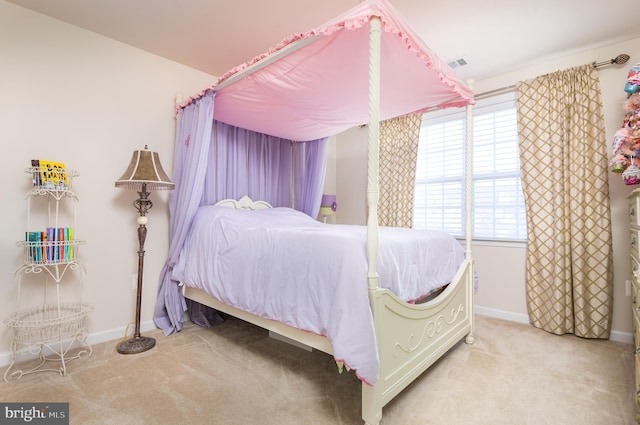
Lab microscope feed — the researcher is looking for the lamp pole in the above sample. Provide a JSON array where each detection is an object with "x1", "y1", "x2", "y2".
[{"x1": 117, "y1": 183, "x2": 156, "y2": 354}]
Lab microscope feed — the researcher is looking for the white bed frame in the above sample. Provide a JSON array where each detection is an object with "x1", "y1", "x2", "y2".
[
  {"x1": 182, "y1": 14, "x2": 475, "y2": 425},
  {"x1": 183, "y1": 197, "x2": 475, "y2": 425}
]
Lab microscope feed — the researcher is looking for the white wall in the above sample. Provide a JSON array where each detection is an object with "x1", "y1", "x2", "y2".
[
  {"x1": 336, "y1": 126, "x2": 369, "y2": 225},
  {"x1": 320, "y1": 136, "x2": 338, "y2": 223},
  {"x1": 336, "y1": 36, "x2": 640, "y2": 341},
  {"x1": 0, "y1": 1, "x2": 215, "y2": 362}
]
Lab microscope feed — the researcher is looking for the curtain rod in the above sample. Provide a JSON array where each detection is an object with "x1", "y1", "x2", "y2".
[
  {"x1": 473, "y1": 54, "x2": 630, "y2": 100},
  {"x1": 474, "y1": 85, "x2": 516, "y2": 100},
  {"x1": 592, "y1": 53, "x2": 630, "y2": 69},
  {"x1": 214, "y1": 36, "x2": 317, "y2": 92}
]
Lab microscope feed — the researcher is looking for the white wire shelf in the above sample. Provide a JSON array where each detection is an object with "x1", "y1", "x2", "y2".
[
  {"x1": 4, "y1": 302, "x2": 93, "y2": 345},
  {"x1": 5, "y1": 164, "x2": 92, "y2": 382},
  {"x1": 16, "y1": 239, "x2": 85, "y2": 265}
]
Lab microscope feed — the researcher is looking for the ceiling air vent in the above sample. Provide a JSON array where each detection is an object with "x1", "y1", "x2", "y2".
[{"x1": 447, "y1": 57, "x2": 468, "y2": 69}]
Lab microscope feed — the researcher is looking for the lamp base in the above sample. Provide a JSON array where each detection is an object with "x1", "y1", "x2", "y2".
[{"x1": 116, "y1": 335, "x2": 156, "y2": 354}]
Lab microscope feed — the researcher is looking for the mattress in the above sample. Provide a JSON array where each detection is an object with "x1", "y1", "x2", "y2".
[{"x1": 172, "y1": 205, "x2": 465, "y2": 384}]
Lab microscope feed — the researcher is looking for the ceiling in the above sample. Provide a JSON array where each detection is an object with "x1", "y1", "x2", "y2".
[{"x1": 6, "y1": 0, "x2": 640, "y2": 83}]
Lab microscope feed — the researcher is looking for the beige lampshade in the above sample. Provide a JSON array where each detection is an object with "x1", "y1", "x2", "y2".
[{"x1": 115, "y1": 146, "x2": 175, "y2": 190}]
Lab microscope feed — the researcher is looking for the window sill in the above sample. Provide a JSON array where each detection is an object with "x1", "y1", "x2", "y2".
[{"x1": 456, "y1": 238, "x2": 527, "y2": 249}]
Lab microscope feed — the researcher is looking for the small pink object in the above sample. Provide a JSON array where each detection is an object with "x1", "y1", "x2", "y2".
[{"x1": 623, "y1": 164, "x2": 640, "y2": 185}]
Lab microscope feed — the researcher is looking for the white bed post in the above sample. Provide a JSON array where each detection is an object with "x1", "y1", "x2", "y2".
[
  {"x1": 362, "y1": 14, "x2": 383, "y2": 425},
  {"x1": 464, "y1": 79, "x2": 474, "y2": 258},
  {"x1": 366, "y1": 16, "x2": 381, "y2": 294},
  {"x1": 290, "y1": 141, "x2": 296, "y2": 209},
  {"x1": 464, "y1": 79, "x2": 475, "y2": 345}
]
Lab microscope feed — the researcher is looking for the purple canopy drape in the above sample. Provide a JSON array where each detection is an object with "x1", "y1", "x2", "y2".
[
  {"x1": 154, "y1": 91, "x2": 329, "y2": 335},
  {"x1": 202, "y1": 119, "x2": 327, "y2": 213}
]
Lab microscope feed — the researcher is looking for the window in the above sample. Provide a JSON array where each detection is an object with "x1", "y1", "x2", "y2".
[{"x1": 413, "y1": 93, "x2": 526, "y2": 242}]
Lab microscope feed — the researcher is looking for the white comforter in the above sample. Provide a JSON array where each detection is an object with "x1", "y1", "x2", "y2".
[{"x1": 172, "y1": 205, "x2": 465, "y2": 385}]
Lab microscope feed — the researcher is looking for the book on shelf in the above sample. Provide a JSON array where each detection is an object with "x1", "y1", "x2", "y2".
[
  {"x1": 53, "y1": 227, "x2": 59, "y2": 261},
  {"x1": 46, "y1": 227, "x2": 55, "y2": 261},
  {"x1": 58, "y1": 227, "x2": 64, "y2": 261},
  {"x1": 40, "y1": 230, "x2": 47, "y2": 263},
  {"x1": 26, "y1": 231, "x2": 39, "y2": 262},
  {"x1": 68, "y1": 227, "x2": 74, "y2": 260},
  {"x1": 33, "y1": 159, "x2": 68, "y2": 190},
  {"x1": 25, "y1": 227, "x2": 75, "y2": 263},
  {"x1": 30, "y1": 160, "x2": 41, "y2": 186},
  {"x1": 63, "y1": 227, "x2": 69, "y2": 261}
]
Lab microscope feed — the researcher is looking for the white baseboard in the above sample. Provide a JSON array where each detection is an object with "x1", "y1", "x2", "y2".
[
  {"x1": 610, "y1": 330, "x2": 634, "y2": 344},
  {"x1": 475, "y1": 305, "x2": 530, "y2": 324},
  {"x1": 475, "y1": 305, "x2": 633, "y2": 345},
  {"x1": 0, "y1": 320, "x2": 156, "y2": 368}
]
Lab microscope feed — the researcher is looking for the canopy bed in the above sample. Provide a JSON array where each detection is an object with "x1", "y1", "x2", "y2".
[{"x1": 153, "y1": 1, "x2": 475, "y2": 424}]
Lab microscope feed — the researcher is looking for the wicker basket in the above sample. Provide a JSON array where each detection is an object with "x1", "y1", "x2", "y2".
[{"x1": 4, "y1": 302, "x2": 93, "y2": 345}]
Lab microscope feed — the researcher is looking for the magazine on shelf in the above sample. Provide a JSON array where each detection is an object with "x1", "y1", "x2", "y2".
[{"x1": 32, "y1": 160, "x2": 68, "y2": 190}]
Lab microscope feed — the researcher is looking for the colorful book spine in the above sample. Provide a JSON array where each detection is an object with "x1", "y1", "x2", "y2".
[
  {"x1": 40, "y1": 231, "x2": 47, "y2": 263},
  {"x1": 68, "y1": 227, "x2": 74, "y2": 260},
  {"x1": 30, "y1": 159, "x2": 40, "y2": 186},
  {"x1": 63, "y1": 227, "x2": 69, "y2": 261},
  {"x1": 25, "y1": 227, "x2": 75, "y2": 263},
  {"x1": 46, "y1": 227, "x2": 55, "y2": 262},
  {"x1": 58, "y1": 227, "x2": 64, "y2": 262},
  {"x1": 53, "y1": 228, "x2": 59, "y2": 261},
  {"x1": 26, "y1": 232, "x2": 39, "y2": 262}
]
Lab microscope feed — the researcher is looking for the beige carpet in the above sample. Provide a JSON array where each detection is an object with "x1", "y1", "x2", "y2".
[{"x1": 0, "y1": 315, "x2": 635, "y2": 425}]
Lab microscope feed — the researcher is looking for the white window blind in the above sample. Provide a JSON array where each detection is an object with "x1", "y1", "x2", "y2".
[{"x1": 413, "y1": 92, "x2": 526, "y2": 242}]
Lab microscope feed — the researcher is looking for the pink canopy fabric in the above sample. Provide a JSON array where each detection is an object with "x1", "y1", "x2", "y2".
[{"x1": 179, "y1": 0, "x2": 474, "y2": 141}]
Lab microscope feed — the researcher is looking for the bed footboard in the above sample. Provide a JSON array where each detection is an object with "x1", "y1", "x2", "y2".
[{"x1": 362, "y1": 258, "x2": 475, "y2": 425}]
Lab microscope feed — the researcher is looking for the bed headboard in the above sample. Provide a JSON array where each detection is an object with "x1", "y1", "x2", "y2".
[{"x1": 214, "y1": 195, "x2": 273, "y2": 210}]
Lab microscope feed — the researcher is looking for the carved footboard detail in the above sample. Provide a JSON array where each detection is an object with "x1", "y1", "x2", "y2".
[
  {"x1": 361, "y1": 259, "x2": 474, "y2": 425},
  {"x1": 393, "y1": 303, "x2": 465, "y2": 356}
]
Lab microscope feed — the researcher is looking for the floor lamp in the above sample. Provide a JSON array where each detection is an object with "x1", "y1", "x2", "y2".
[{"x1": 115, "y1": 145, "x2": 175, "y2": 354}]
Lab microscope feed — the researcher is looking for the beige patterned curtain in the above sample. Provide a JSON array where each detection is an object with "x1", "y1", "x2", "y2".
[
  {"x1": 378, "y1": 114, "x2": 421, "y2": 227},
  {"x1": 516, "y1": 65, "x2": 613, "y2": 338}
]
